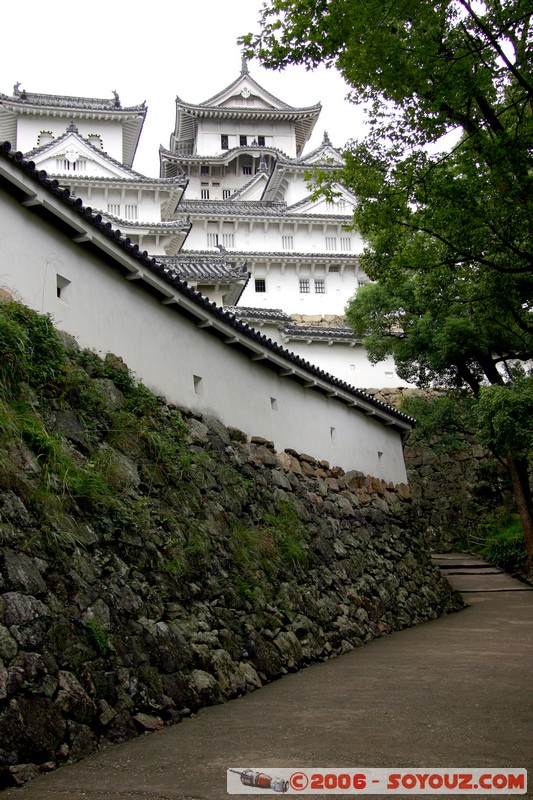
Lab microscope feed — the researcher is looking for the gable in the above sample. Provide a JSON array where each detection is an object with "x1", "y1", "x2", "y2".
[
  {"x1": 288, "y1": 184, "x2": 357, "y2": 216},
  {"x1": 201, "y1": 74, "x2": 292, "y2": 112},
  {"x1": 219, "y1": 83, "x2": 277, "y2": 111},
  {"x1": 231, "y1": 172, "x2": 270, "y2": 201},
  {"x1": 301, "y1": 145, "x2": 344, "y2": 166},
  {"x1": 29, "y1": 133, "x2": 140, "y2": 180}
]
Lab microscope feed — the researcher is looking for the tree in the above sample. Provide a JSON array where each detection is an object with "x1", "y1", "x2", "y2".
[
  {"x1": 241, "y1": 1, "x2": 533, "y2": 565},
  {"x1": 241, "y1": 1, "x2": 532, "y2": 148},
  {"x1": 241, "y1": 1, "x2": 533, "y2": 284}
]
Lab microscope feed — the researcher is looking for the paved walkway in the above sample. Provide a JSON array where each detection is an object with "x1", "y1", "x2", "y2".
[{"x1": 4, "y1": 554, "x2": 533, "y2": 799}]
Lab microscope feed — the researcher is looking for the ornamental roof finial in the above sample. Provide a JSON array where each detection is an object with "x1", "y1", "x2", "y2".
[
  {"x1": 323, "y1": 130, "x2": 332, "y2": 146},
  {"x1": 258, "y1": 151, "x2": 268, "y2": 173},
  {"x1": 13, "y1": 82, "x2": 21, "y2": 96},
  {"x1": 67, "y1": 121, "x2": 79, "y2": 133},
  {"x1": 241, "y1": 54, "x2": 249, "y2": 76}
]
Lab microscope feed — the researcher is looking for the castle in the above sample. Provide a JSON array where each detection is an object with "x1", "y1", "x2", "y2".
[{"x1": 0, "y1": 63, "x2": 408, "y2": 389}]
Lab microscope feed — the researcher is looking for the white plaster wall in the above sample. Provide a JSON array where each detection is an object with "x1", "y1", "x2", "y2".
[
  {"x1": 249, "y1": 322, "x2": 410, "y2": 388},
  {"x1": 35, "y1": 153, "x2": 119, "y2": 180},
  {"x1": 185, "y1": 218, "x2": 362, "y2": 258},
  {"x1": 196, "y1": 118, "x2": 296, "y2": 157},
  {"x1": 0, "y1": 185, "x2": 408, "y2": 483},
  {"x1": 287, "y1": 342, "x2": 410, "y2": 389},
  {"x1": 282, "y1": 173, "x2": 313, "y2": 207},
  {"x1": 17, "y1": 117, "x2": 124, "y2": 162},
  {"x1": 237, "y1": 262, "x2": 360, "y2": 316}
]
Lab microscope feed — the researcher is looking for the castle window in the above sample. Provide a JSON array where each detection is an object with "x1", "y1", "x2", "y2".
[
  {"x1": 340, "y1": 237, "x2": 351, "y2": 251},
  {"x1": 257, "y1": 135, "x2": 265, "y2": 146},
  {"x1": 223, "y1": 189, "x2": 232, "y2": 199},
  {"x1": 200, "y1": 165, "x2": 209, "y2": 175},
  {"x1": 37, "y1": 130, "x2": 54, "y2": 146},
  {"x1": 255, "y1": 279, "x2": 266, "y2": 293},
  {"x1": 107, "y1": 203, "x2": 121, "y2": 216},
  {"x1": 57, "y1": 158, "x2": 86, "y2": 173},
  {"x1": 282, "y1": 235, "x2": 294, "y2": 250},
  {"x1": 87, "y1": 133, "x2": 103, "y2": 149},
  {"x1": 299, "y1": 279, "x2": 310, "y2": 294},
  {"x1": 207, "y1": 233, "x2": 219, "y2": 247},
  {"x1": 314, "y1": 279, "x2": 326, "y2": 294},
  {"x1": 124, "y1": 204, "x2": 138, "y2": 220},
  {"x1": 325, "y1": 237, "x2": 337, "y2": 251},
  {"x1": 242, "y1": 165, "x2": 252, "y2": 175},
  {"x1": 221, "y1": 134, "x2": 229, "y2": 149},
  {"x1": 56, "y1": 274, "x2": 71, "y2": 301},
  {"x1": 201, "y1": 188, "x2": 210, "y2": 199},
  {"x1": 240, "y1": 135, "x2": 247, "y2": 147},
  {"x1": 222, "y1": 233, "x2": 235, "y2": 249}
]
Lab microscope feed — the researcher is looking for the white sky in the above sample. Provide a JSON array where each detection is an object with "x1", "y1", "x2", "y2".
[{"x1": 0, "y1": 0, "x2": 368, "y2": 177}]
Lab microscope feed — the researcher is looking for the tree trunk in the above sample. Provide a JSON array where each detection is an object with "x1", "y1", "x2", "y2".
[{"x1": 505, "y1": 454, "x2": 533, "y2": 569}]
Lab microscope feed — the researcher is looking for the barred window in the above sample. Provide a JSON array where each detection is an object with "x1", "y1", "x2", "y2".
[
  {"x1": 255, "y1": 279, "x2": 266, "y2": 293},
  {"x1": 340, "y1": 237, "x2": 351, "y2": 251},
  {"x1": 299, "y1": 279, "x2": 310, "y2": 294},
  {"x1": 314, "y1": 279, "x2": 326, "y2": 294}
]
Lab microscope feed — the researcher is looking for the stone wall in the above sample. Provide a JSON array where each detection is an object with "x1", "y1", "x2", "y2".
[
  {"x1": 370, "y1": 389, "x2": 511, "y2": 551},
  {"x1": 0, "y1": 403, "x2": 461, "y2": 787}
]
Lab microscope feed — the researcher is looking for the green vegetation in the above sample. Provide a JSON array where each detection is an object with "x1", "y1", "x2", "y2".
[
  {"x1": 242, "y1": 0, "x2": 533, "y2": 568},
  {"x1": 469, "y1": 513, "x2": 528, "y2": 577},
  {"x1": 0, "y1": 300, "x2": 313, "y2": 602},
  {"x1": 0, "y1": 300, "x2": 187, "y2": 556},
  {"x1": 400, "y1": 394, "x2": 472, "y2": 455},
  {"x1": 263, "y1": 499, "x2": 309, "y2": 568},
  {"x1": 84, "y1": 619, "x2": 110, "y2": 656}
]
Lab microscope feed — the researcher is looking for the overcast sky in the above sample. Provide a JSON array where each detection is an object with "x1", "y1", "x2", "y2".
[{"x1": 0, "y1": 0, "x2": 368, "y2": 177}]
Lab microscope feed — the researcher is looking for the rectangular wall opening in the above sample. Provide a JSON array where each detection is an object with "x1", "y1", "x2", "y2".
[
  {"x1": 56, "y1": 274, "x2": 71, "y2": 301},
  {"x1": 193, "y1": 375, "x2": 203, "y2": 395}
]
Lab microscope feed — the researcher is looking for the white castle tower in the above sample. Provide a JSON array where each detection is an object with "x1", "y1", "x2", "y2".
[{"x1": 0, "y1": 66, "x2": 408, "y2": 388}]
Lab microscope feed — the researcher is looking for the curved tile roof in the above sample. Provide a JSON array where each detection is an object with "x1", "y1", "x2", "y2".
[
  {"x1": 226, "y1": 306, "x2": 293, "y2": 322},
  {"x1": 1, "y1": 88, "x2": 146, "y2": 114},
  {"x1": 183, "y1": 249, "x2": 360, "y2": 264},
  {"x1": 158, "y1": 255, "x2": 249, "y2": 281},
  {"x1": 282, "y1": 325, "x2": 358, "y2": 341},
  {"x1": 27, "y1": 129, "x2": 187, "y2": 186},
  {"x1": 177, "y1": 199, "x2": 352, "y2": 221}
]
